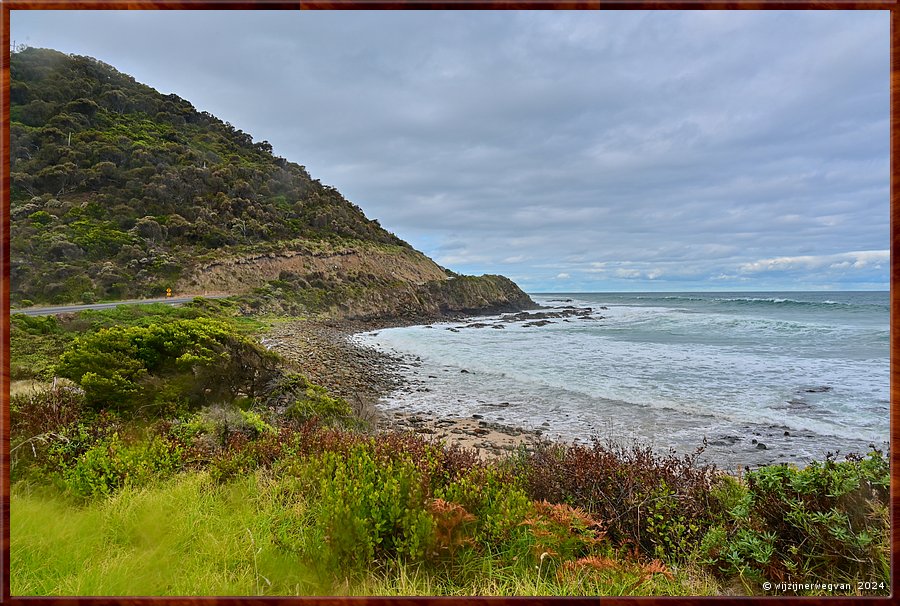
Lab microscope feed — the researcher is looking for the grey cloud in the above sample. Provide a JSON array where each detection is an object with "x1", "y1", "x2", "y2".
[{"x1": 12, "y1": 9, "x2": 889, "y2": 291}]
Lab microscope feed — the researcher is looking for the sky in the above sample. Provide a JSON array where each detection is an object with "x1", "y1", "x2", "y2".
[{"x1": 11, "y1": 10, "x2": 890, "y2": 292}]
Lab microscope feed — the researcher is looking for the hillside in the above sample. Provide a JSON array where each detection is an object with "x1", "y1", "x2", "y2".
[{"x1": 9, "y1": 47, "x2": 534, "y2": 316}]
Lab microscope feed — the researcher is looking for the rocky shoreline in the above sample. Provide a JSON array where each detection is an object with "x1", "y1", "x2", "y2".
[
  {"x1": 379, "y1": 411, "x2": 544, "y2": 459},
  {"x1": 259, "y1": 310, "x2": 886, "y2": 468},
  {"x1": 260, "y1": 314, "x2": 544, "y2": 458}
]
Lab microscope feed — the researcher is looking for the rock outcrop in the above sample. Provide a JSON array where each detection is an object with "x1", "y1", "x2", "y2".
[{"x1": 180, "y1": 240, "x2": 536, "y2": 320}]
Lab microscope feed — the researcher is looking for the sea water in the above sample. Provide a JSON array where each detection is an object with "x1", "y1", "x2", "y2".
[{"x1": 352, "y1": 292, "x2": 889, "y2": 467}]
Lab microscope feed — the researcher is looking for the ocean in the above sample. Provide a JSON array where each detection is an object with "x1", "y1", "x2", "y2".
[{"x1": 351, "y1": 292, "x2": 890, "y2": 468}]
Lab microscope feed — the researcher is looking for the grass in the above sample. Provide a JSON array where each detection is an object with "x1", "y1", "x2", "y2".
[
  {"x1": 10, "y1": 471, "x2": 723, "y2": 597},
  {"x1": 342, "y1": 558, "x2": 723, "y2": 596},
  {"x1": 11, "y1": 473, "x2": 323, "y2": 596},
  {"x1": 10, "y1": 379, "x2": 54, "y2": 398},
  {"x1": 9, "y1": 319, "x2": 70, "y2": 381}
]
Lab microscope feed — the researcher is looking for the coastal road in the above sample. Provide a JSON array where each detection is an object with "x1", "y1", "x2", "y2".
[{"x1": 11, "y1": 294, "x2": 232, "y2": 316}]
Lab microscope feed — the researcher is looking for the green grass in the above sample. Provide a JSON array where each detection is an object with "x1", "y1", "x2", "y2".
[
  {"x1": 9, "y1": 317, "x2": 70, "y2": 381},
  {"x1": 343, "y1": 558, "x2": 723, "y2": 596},
  {"x1": 10, "y1": 471, "x2": 722, "y2": 597},
  {"x1": 11, "y1": 473, "x2": 322, "y2": 596}
]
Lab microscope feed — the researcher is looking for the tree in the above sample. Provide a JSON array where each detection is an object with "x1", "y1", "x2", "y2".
[
  {"x1": 29, "y1": 210, "x2": 53, "y2": 227},
  {"x1": 99, "y1": 89, "x2": 129, "y2": 114},
  {"x1": 132, "y1": 216, "x2": 166, "y2": 242},
  {"x1": 64, "y1": 97, "x2": 99, "y2": 118},
  {"x1": 35, "y1": 162, "x2": 83, "y2": 196},
  {"x1": 17, "y1": 99, "x2": 58, "y2": 126}
]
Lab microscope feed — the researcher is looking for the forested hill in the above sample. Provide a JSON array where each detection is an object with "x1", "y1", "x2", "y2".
[{"x1": 9, "y1": 47, "x2": 447, "y2": 308}]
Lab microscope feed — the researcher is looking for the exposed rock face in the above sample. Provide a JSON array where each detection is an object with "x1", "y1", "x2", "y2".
[
  {"x1": 180, "y1": 241, "x2": 536, "y2": 321},
  {"x1": 332, "y1": 274, "x2": 537, "y2": 321},
  {"x1": 179, "y1": 242, "x2": 448, "y2": 294},
  {"x1": 418, "y1": 275, "x2": 537, "y2": 316}
]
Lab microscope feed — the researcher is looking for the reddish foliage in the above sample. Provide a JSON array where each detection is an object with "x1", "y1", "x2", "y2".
[
  {"x1": 427, "y1": 498, "x2": 476, "y2": 557},
  {"x1": 520, "y1": 438, "x2": 717, "y2": 555},
  {"x1": 10, "y1": 385, "x2": 85, "y2": 437}
]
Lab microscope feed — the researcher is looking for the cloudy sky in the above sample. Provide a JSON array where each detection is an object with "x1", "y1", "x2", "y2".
[{"x1": 12, "y1": 10, "x2": 889, "y2": 292}]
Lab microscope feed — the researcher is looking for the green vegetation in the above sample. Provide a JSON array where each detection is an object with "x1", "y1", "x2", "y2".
[
  {"x1": 9, "y1": 301, "x2": 891, "y2": 596},
  {"x1": 10, "y1": 471, "x2": 719, "y2": 596},
  {"x1": 11, "y1": 474, "x2": 322, "y2": 596},
  {"x1": 56, "y1": 316, "x2": 279, "y2": 413},
  {"x1": 9, "y1": 314, "x2": 70, "y2": 380},
  {"x1": 700, "y1": 453, "x2": 891, "y2": 592},
  {"x1": 10, "y1": 47, "x2": 407, "y2": 305},
  {"x1": 12, "y1": 401, "x2": 889, "y2": 596},
  {"x1": 9, "y1": 298, "x2": 261, "y2": 382},
  {"x1": 7, "y1": 48, "x2": 891, "y2": 592},
  {"x1": 242, "y1": 269, "x2": 536, "y2": 319}
]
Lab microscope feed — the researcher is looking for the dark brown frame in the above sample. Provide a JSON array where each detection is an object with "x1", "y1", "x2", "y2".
[{"x1": 0, "y1": 2, "x2": 896, "y2": 604}]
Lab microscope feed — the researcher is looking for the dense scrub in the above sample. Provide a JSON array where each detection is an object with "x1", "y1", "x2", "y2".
[
  {"x1": 9, "y1": 297, "x2": 258, "y2": 382},
  {"x1": 516, "y1": 440, "x2": 891, "y2": 595},
  {"x1": 10, "y1": 47, "x2": 406, "y2": 304},
  {"x1": 9, "y1": 301, "x2": 354, "y2": 487},
  {"x1": 520, "y1": 440, "x2": 718, "y2": 560},
  {"x1": 700, "y1": 453, "x2": 890, "y2": 592},
  {"x1": 12, "y1": 386, "x2": 890, "y2": 596}
]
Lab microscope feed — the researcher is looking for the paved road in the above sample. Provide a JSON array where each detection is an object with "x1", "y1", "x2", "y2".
[{"x1": 11, "y1": 294, "x2": 231, "y2": 316}]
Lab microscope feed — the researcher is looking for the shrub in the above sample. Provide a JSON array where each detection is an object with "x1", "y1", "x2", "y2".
[
  {"x1": 239, "y1": 409, "x2": 277, "y2": 437},
  {"x1": 436, "y1": 465, "x2": 532, "y2": 549},
  {"x1": 207, "y1": 434, "x2": 257, "y2": 484},
  {"x1": 10, "y1": 384, "x2": 84, "y2": 438},
  {"x1": 68, "y1": 218, "x2": 134, "y2": 259},
  {"x1": 288, "y1": 384, "x2": 352, "y2": 425},
  {"x1": 426, "y1": 498, "x2": 477, "y2": 559},
  {"x1": 266, "y1": 373, "x2": 354, "y2": 426},
  {"x1": 57, "y1": 318, "x2": 279, "y2": 413},
  {"x1": 520, "y1": 439, "x2": 717, "y2": 560},
  {"x1": 10, "y1": 314, "x2": 72, "y2": 380},
  {"x1": 701, "y1": 450, "x2": 890, "y2": 593},
  {"x1": 11, "y1": 314, "x2": 59, "y2": 335},
  {"x1": 10, "y1": 385, "x2": 87, "y2": 480},
  {"x1": 29, "y1": 210, "x2": 52, "y2": 226},
  {"x1": 61, "y1": 433, "x2": 183, "y2": 497},
  {"x1": 171, "y1": 406, "x2": 283, "y2": 482},
  {"x1": 297, "y1": 445, "x2": 433, "y2": 571},
  {"x1": 44, "y1": 412, "x2": 123, "y2": 471},
  {"x1": 519, "y1": 501, "x2": 607, "y2": 571}
]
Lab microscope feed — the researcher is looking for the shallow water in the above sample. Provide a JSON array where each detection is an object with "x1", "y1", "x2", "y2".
[{"x1": 352, "y1": 291, "x2": 889, "y2": 468}]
